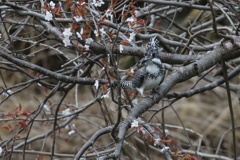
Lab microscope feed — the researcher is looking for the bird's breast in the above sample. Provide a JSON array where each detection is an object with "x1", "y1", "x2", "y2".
[{"x1": 142, "y1": 74, "x2": 163, "y2": 90}]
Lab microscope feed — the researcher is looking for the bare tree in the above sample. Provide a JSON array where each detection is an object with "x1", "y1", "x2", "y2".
[{"x1": 0, "y1": 0, "x2": 239, "y2": 159}]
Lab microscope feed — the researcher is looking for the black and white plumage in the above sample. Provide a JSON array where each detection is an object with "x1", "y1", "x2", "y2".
[
  {"x1": 145, "y1": 36, "x2": 161, "y2": 59},
  {"x1": 121, "y1": 36, "x2": 165, "y2": 97}
]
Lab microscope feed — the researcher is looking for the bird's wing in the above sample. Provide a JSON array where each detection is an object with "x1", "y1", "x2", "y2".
[{"x1": 132, "y1": 68, "x2": 146, "y2": 88}]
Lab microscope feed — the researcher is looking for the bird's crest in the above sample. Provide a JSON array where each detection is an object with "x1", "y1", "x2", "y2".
[{"x1": 145, "y1": 36, "x2": 160, "y2": 59}]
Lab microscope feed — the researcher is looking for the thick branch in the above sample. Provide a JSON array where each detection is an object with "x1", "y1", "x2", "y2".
[
  {"x1": 114, "y1": 40, "x2": 240, "y2": 159},
  {"x1": 90, "y1": 42, "x2": 202, "y2": 64},
  {"x1": 166, "y1": 66, "x2": 240, "y2": 98},
  {"x1": 0, "y1": 50, "x2": 108, "y2": 85}
]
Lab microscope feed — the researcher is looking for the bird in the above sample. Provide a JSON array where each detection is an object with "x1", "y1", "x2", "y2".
[{"x1": 121, "y1": 36, "x2": 165, "y2": 97}]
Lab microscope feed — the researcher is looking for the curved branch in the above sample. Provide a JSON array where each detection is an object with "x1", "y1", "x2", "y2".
[
  {"x1": 74, "y1": 126, "x2": 113, "y2": 159},
  {"x1": 166, "y1": 65, "x2": 240, "y2": 98},
  {"x1": 113, "y1": 40, "x2": 240, "y2": 159},
  {"x1": 0, "y1": 50, "x2": 108, "y2": 85}
]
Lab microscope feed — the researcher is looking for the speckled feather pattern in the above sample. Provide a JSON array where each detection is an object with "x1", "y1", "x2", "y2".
[
  {"x1": 121, "y1": 37, "x2": 165, "y2": 96},
  {"x1": 145, "y1": 37, "x2": 160, "y2": 59}
]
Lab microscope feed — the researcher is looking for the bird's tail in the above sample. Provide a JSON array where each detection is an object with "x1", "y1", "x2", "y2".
[{"x1": 121, "y1": 81, "x2": 136, "y2": 90}]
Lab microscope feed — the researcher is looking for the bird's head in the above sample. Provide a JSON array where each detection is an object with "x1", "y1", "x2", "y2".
[{"x1": 145, "y1": 36, "x2": 160, "y2": 59}]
